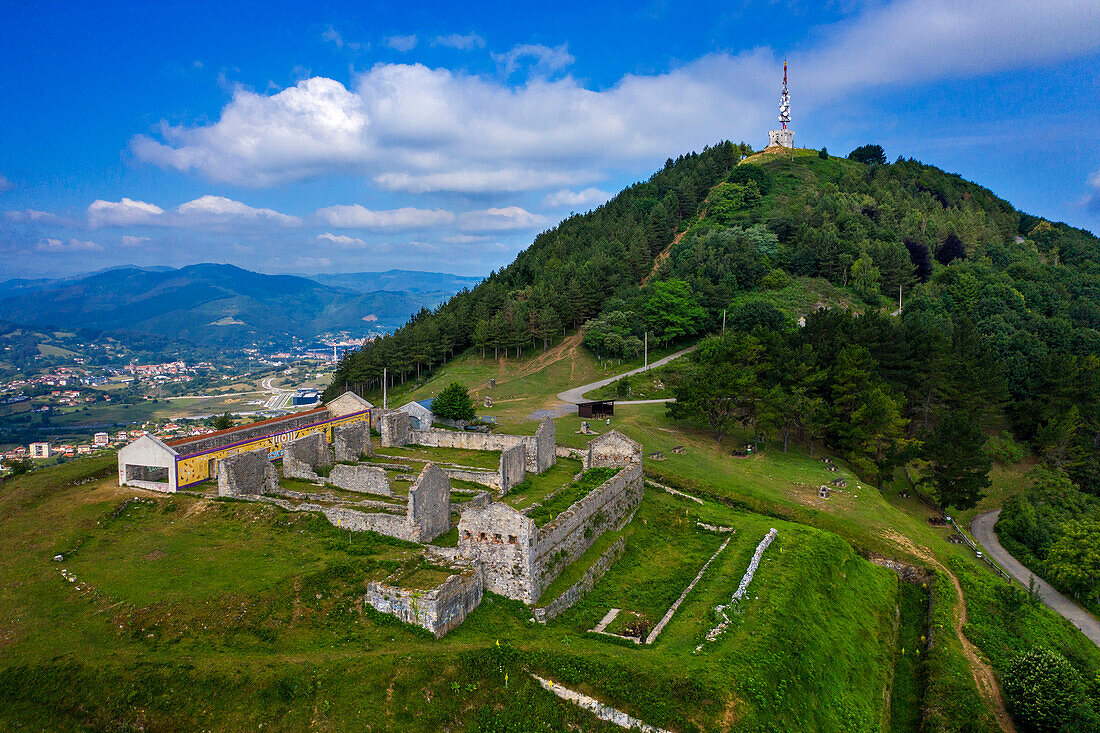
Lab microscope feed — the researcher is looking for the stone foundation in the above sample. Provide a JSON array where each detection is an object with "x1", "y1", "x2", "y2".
[{"x1": 365, "y1": 564, "x2": 484, "y2": 638}]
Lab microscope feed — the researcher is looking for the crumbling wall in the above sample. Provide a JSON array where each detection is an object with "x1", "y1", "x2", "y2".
[
  {"x1": 586, "y1": 430, "x2": 643, "y2": 469},
  {"x1": 499, "y1": 444, "x2": 527, "y2": 494},
  {"x1": 532, "y1": 460, "x2": 643, "y2": 601},
  {"x1": 319, "y1": 505, "x2": 418, "y2": 541},
  {"x1": 457, "y1": 503, "x2": 538, "y2": 602},
  {"x1": 334, "y1": 421, "x2": 373, "y2": 462},
  {"x1": 217, "y1": 448, "x2": 278, "y2": 497},
  {"x1": 409, "y1": 418, "x2": 555, "y2": 474},
  {"x1": 365, "y1": 565, "x2": 484, "y2": 638},
  {"x1": 408, "y1": 463, "x2": 451, "y2": 542},
  {"x1": 282, "y1": 432, "x2": 333, "y2": 481},
  {"x1": 444, "y1": 467, "x2": 501, "y2": 490},
  {"x1": 534, "y1": 418, "x2": 556, "y2": 473},
  {"x1": 380, "y1": 411, "x2": 411, "y2": 447},
  {"x1": 329, "y1": 464, "x2": 391, "y2": 496}
]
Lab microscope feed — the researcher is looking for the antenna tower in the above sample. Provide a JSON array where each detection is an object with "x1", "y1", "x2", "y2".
[{"x1": 779, "y1": 60, "x2": 790, "y2": 130}]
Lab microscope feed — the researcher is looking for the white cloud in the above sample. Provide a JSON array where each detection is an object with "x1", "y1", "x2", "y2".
[
  {"x1": 0, "y1": 174, "x2": 13, "y2": 193},
  {"x1": 37, "y1": 238, "x2": 101, "y2": 252},
  {"x1": 433, "y1": 33, "x2": 486, "y2": 50},
  {"x1": 88, "y1": 198, "x2": 165, "y2": 227},
  {"x1": 130, "y1": 1, "x2": 1100, "y2": 193},
  {"x1": 120, "y1": 235, "x2": 151, "y2": 246},
  {"x1": 176, "y1": 195, "x2": 301, "y2": 227},
  {"x1": 384, "y1": 34, "x2": 418, "y2": 52},
  {"x1": 491, "y1": 43, "x2": 574, "y2": 77},
  {"x1": 317, "y1": 232, "x2": 368, "y2": 248},
  {"x1": 315, "y1": 204, "x2": 455, "y2": 230},
  {"x1": 543, "y1": 187, "x2": 612, "y2": 208},
  {"x1": 88, "y1": 195, "x2": 300, "y2": 229},
  {"x1": 5, "y1": 209, "x2": 65, "y2": 224},
  {"x1": 442, "y1": 234, "x2": 492, "y2": 244},
  {"x1": 458, "y1": 206, "x2": 547, "y2": 232}
]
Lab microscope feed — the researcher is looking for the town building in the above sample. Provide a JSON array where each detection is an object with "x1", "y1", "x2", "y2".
[{"x1": 29, "y1": 442, "x2": 50, "y2": 459}]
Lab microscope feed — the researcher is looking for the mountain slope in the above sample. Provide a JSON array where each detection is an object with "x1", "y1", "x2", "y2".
[
  {"x1": 0, "y1": 264, "x2": 460, "y2": 346},
  {"x1": 312, "y1": 269, "x2": 482, "y2": 294}
]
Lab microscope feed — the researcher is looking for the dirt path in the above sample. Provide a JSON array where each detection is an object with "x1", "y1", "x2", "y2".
[
  {"x1": 972, "y1": 509, "x2": 1100, "y2": 647},
  {"x1": 881, "y1": 529, "x2": 1014, "y2": 731},
  {"x1": 556, "y1": 346, "x2": 696, "y2": 405},
  {"x1": 641, "y1": 229, "x2": 687, "y2": 286}
]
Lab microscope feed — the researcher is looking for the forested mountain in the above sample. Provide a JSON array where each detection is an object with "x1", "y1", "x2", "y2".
[
  {"x1": 0, "y1": 264, "x2": 465, "y2": 346},
  {"x1": 312, "y1": 269, "x2": 482, "y2": 294},
  {"x1": 329, "y1": 145, "x2": 1100, "y2": 510}
]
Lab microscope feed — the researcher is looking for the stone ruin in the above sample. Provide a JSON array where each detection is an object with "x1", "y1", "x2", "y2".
[
  {"x1": 329, "y1": 464, "x2": 391, "y2": 496},
  {"x1": 407, "y1": 463, "x2": 452, "y2": 542},
  {"x1": 366, "y1": 562, "x2": 484, "y2": 638},
  {"x1": 217, "y1": 448, "x2": 278, "y2": 497},
  {"x1": 334, "y1": 421, "x2": 373, "y2": 462},
  {"x1": 380, "y1": 410, "x2": 412, "y2": 448},
  {"x1": 282, "y1": 432, "x2": 333, "y2": 481},
  {"x1": 499, "y1": 443, "x2": 526, "y2": 493}
]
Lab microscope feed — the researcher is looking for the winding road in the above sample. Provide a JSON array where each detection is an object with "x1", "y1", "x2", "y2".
[
  {"x1": 556, "y1": 346, "x2": 696, "y2": 405},
  {"x1": 971, "y1": 509, "x2": 1100, "y2": 647}
]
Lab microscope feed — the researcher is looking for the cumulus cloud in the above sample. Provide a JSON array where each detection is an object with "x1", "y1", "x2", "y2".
[
  {"x1": 0, "y1": 174, "x2": 13, "y2": 192},
  {"x1": 457, "y1": 206, "x2": 547, "y2": 231},
  {"x1": 317, "y1": 232, "x2": 368, "y2": 248},
  {"x1": 384, "y1": 34, "x2": 418, "y2": 52},
  {"x1": 315, "y1": 204, "x2": 455, "y2": 230},
  {"x1": 37, "y1": 238, "x2": 101, "y2": 252},
  {"x1": 88, "y1": 198, "x2": 165, "y2": 227},
  {"x1": 543, "y1": 187, "x2": 612, "y2": 208},
  {"x1": 130, "y1": 1, "x2": 1100, "y2": 194},
  {"x1": 432, "y1": 33, "x2": 486, "y2": 50},
  {"x1": 88, "y1": 195, "x2": 300, "y2": 229},
  {"x1": 491, "y1": 43, "x2": 574, "y2": 77}
]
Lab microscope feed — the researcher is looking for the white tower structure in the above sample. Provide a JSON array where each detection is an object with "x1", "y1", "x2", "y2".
[{"x1": 767, "y1": 60, "x2": 794, "y2": 149}]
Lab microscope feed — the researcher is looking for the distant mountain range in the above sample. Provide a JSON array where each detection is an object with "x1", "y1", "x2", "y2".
[{"x1": 0, "y1": 264, "x2": 482, "y2": 347}]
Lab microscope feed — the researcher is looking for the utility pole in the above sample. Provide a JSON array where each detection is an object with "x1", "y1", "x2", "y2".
[
  {"x1": 383, "y1": 367, "x2": 388, "y2": 409},
  {"x1": 722, "y1": 309, "x2": 726, "y2": 333},
  {"x1": 644, "y1": 331, "x2": 648, "y2": 371},
  {"x1": 898, "y1": 285, "x2": 903, "y2": 313}
]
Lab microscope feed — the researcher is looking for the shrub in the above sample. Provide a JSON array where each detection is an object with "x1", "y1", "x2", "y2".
[
  {"x1": 1003, "y1": 649, "x2": 1098, "y2": 731},
  {"x1": 432, "y1": 382, "x2": 476, "y2": 422}
]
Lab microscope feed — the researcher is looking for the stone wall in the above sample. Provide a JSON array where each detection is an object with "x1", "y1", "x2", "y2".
[
  {"x1": 444, "y1": 467, "x2": 501, "y2": 490},
  {"x1": 408, "y1": 463, "x2": 451, "y2": 542},
  {"x1": 282, "y1": 432, "x2": 333, "y2": 481},
  {"x1": 365, "y1": 565, "x2": 484, "y2": 638},
  {"x1": 456, "y1": 437, "x2": 642, "y2": 605},
  {"x1": 457, "y1": 503, "x2": 539, "y2": 602},
  {"x1": 217, "y1": 448, "x2": 278, "y2": 497},
  {"x1": 380, "y1": 411, "x2": 411, "y2": 447},
  {"x1": 318, "y1": 504, "x2": 418, "y2": 541},
  {"x1": 329, "y1": 464, "x2": 391, "y2": 496},
  {"x1": 499, "y1": 444, "x2": 526, "y2": 494},
  {"x1": 534, "y1": 418, "x2": 556, "y2": 473},
  {"x1": 532, "y1": 461, "x2": 643, "y2": 600},
  {"x1": 334, "y1": 422, "x2": 372, "y2": 462},
  {"x1": 409, "y1": 417, "x2": 555, "y2": 474},
  {"x1": 586, "y1": 430, "x2": 643, "y2": 469},
  {"x1": 533, "y1": 535, "x2": 626, "y2": 623}
]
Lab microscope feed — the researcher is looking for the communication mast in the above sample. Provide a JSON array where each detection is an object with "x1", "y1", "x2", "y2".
[{"x1": 768, "y1": 60, "x2": 795, "y2": 149}]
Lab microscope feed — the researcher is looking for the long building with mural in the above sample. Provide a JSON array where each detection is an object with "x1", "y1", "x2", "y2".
[{"x1": 116, "y1": 391, "x2": 372, "y2": 493}]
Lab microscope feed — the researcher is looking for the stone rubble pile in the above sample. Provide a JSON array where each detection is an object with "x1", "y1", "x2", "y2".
[{"x1": 696, "y1": 527, "x2": 778, "y2": 651}]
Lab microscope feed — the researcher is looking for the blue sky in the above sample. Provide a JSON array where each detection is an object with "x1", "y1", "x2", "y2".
[{"x1": 2, "y1": 0, "x2": 1099, "y2": 280}]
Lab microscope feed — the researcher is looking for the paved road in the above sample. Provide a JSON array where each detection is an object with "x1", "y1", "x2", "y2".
[
  {"x1": 971, "y1": 509, "x2": 1100, "y2": 648},
  {"x1": 556, "y1": 346, "x2": 696, "y2": 405}
]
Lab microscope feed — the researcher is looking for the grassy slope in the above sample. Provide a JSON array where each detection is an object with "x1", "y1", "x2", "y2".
[{"x1": 0, "y1": 452, "x2": 900, "y2": 732}]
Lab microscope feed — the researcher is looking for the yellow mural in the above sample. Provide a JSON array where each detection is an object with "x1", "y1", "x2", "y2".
[{"x1": 175, "y1": 411, "x2": 369, "y2": 488}]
